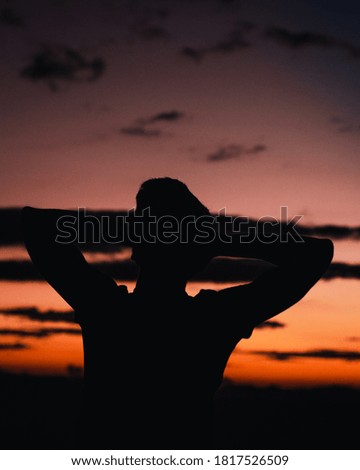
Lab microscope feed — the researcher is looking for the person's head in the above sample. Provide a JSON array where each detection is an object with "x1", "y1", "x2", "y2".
[{"x1": 131, "y1": 177, "x2": 213, "y2": 278}]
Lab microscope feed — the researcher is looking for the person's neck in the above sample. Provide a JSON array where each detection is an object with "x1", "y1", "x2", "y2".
[{"x1": 133, "y1": 269, "x2": 188, "y2": 298}]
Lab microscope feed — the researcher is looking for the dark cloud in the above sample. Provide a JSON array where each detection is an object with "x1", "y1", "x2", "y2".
[
  {"x1": 20, "y1": 47, "x2": 106, "y2": 91},
  {"x1": 347, "y1": 337, "x2": 360, "y2": 342},
  {"x1": 182, "y1": 23, "x2": 360, "y2": 63},
  {"x1": 207, "y1": 144, "x2": 267, "y2": 162},
  {"x1": 0, "y1": 7, "x2": 24, "y2": 28},
  {"x1": 265, "y1": 27, "x2": 360, "y2": 60},
  {"x1": 2, "y1": 207, "x2": 360, "y2": 250},
  {"x1": 248, "y1": 348, "x2": 360, "y2": 362},
  {"x1": 181, "y1": 47, "x2": 205, "y2": 62},
  {"x1": 299, "y1": 224, "x2": 360, "y2": 240},
  {"x1": 121, "y1": 110, "x2": 184, "y2": 137},
  {"x1": 120, "y1": 126, "x2": 162, "y2": 137},
  {"x1": 0, "y1": 208, "x2": 131, "y2": 249},
  {"x1": 182, "y1": 22, "x2": 255, "y2": 62},
  {"x1": 322, "y1": 262, "x2": 360, "y2": 281},
  {"x1": 1, "y1": 307, "x2": 75, "y2": 323},
  {"x1": 266, "y1": 28, "x2": 334, "y2": 49},
  {"x1": 0, "y1": 327, "x2": 80, "y2": 338},
  {"x1": 148, "y1": 111, "x2": 184, "y2": 123},
  {"x1": 0, "y1": 342, "x2": 28, "y2": 350},
  {"x1": 2, "y1": 258, "x2": 360, "y2": 283},
  {"x1": 255, "y1": 320, "x2": 286, "y2": 330}
]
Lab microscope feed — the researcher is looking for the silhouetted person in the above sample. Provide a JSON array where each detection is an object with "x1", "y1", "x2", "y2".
[{"x1": 21, "y1": 177, "x2": 333, "y2": 449}]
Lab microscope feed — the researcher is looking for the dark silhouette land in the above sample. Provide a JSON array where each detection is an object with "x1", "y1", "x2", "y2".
[
  {"x1": 2, "y1": 370, "x2": 360, "y2": 450},
  {"x1": 21, "y1": 177, "x2": 334, "y2": 449}
]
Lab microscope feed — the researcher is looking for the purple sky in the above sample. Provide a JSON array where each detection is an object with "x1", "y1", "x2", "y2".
[{"x1": 1, "y1": 0, "x2": 359, "y2": 227}]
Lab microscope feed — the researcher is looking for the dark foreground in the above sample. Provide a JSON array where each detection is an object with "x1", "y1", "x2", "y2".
[{"x1": 0, "y1": 371, "x2": 359, "y2": 450}]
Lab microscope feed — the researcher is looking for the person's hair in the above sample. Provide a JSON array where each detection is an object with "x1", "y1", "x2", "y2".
[
  {"x1": 135, "y1": 177, "x2": 210, "y2": 219},
  {"x1": 131, "y1": 177, "x2": 212, "y2": 276}
]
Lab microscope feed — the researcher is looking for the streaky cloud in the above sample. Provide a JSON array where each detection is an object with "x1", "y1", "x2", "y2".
[
  {"x1": 247, "y1": 348, "x2": 360, "y2": 362},
  {"x1": 322, "y1": 262, "x2": 360, "y2": 280},
  {"x1": 120, "y1": 126, "x2": 162, "y2": 137},
  {"x1": 121, "y1": 110, "x2": 185, "y2": 138},
  {"x1": 1, "y1": 258, "x2": 360, "y2": 282},
  {"x1": 255, "y1": 320, "x2": 286, "y2": 330},
  {"x1": 0, "y1": 327, "x2": 80, "y2": 338},
  {"x1": 182, "y1": 21, "x2": 255, "y2": 62},
  {"x1": 149, "y1": 111, "x2": 184, "y2": 123},
  {"x1": 0, "y1": 342, "x2": 28, "y2": 350},
  {"x1": 181, "y1": 47, "x2": 204, "y2": 62},
  {"x1": 266, "y1": 28, "x2": 334, "y2": 49},
  {"x1": 1, "y1": 307, "x2": 75, "y2": 323},
  {"x1": 2, "y1": 208, "x2": 360, "y2": 246},
  {"x1": 207, "y1": 144, "x2": 267, "y2": 162},
  {"x1": 266, "y1": 27, "x2": 360, "y2": 60}
]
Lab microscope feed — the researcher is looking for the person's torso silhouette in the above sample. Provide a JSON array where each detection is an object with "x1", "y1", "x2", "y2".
[{"x1": 76, "y1": 283, "x2": 254, "y2": 449}]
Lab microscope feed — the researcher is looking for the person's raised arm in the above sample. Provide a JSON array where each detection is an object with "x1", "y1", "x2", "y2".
[
  {"x1": 21, "y1": 206, "x2": 119, "y2": 312},
  {"x1": 212, "y1": 226, "x2": 334, "y2": 327}
]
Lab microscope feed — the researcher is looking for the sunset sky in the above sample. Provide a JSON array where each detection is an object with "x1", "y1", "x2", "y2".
[{"x1": 1, "y1": 0, "x2": 360, "y2": 388}]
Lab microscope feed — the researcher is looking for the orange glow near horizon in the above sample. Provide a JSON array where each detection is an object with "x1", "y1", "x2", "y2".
[{"x1": 1, "y1": 275, "x2": 360, "y2": 387}]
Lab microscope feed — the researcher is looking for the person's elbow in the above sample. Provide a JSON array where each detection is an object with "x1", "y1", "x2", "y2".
[{"x1": 21, "y1": 206, "x2": 39, "y2": 243}]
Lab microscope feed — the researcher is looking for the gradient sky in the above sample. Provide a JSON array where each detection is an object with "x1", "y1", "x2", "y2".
[{"x1": 1, "y1": 0, "x2": 360, "y2": 387}]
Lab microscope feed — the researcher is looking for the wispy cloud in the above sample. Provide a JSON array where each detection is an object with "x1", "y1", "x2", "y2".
[
  {"x1": 255, "y1": 320, "x2": 286, "y2": 330},
  {"x1": 247, "y1": 348, "x2": 360, "y2": 362},
  {"x1": 0, "y1": 342, "x2": 28, "y2": 350},
  {"x1": 207, "y1": 144, "x2": 267, "y2": 162},
  {"x1": 0, "y1": 208, "x2": 131, "y2": 249},
  {"x1": 21, "y1": 46, "x2": 106, "y2": 91},
  {"x1": 148, "y1": 111, "x2": 184, "y2": 123},
  {"x1": 120, "y1": 126, "x2": 162, "y2": 137},
  {"x1": 182, "y1": 22, "x2": 360, "y2": 63},
  {"x1": 1, "y1": 307, "x2": 75, "y2": 323},
  {"x1": 266, "y1": 28, "x2": 334, "y2": 49},
  {"x1": 121, "y1": 110, "x2": 185, "y2": 138},
  {"x1": 322, "y1": 262, "x2": 360, "y2": 281},
  {"x1": 0, "y1": 327, "x2": 80, "y2": 338},
  {"x1": 182, "y1": 22, "x2": 255, "y2": 62},
  {"x1": 2, "y1": 258, "x2": 360, "y2": 283},
  {"x1": 265, "y1": 27, "x2": 360, "y2": 60},
  {"x1": 2, "y1": 208, "x2": 360, "y2": 252},
  {"x1": 299, "y1": 224, "x2": 360, "y2": 240}
]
